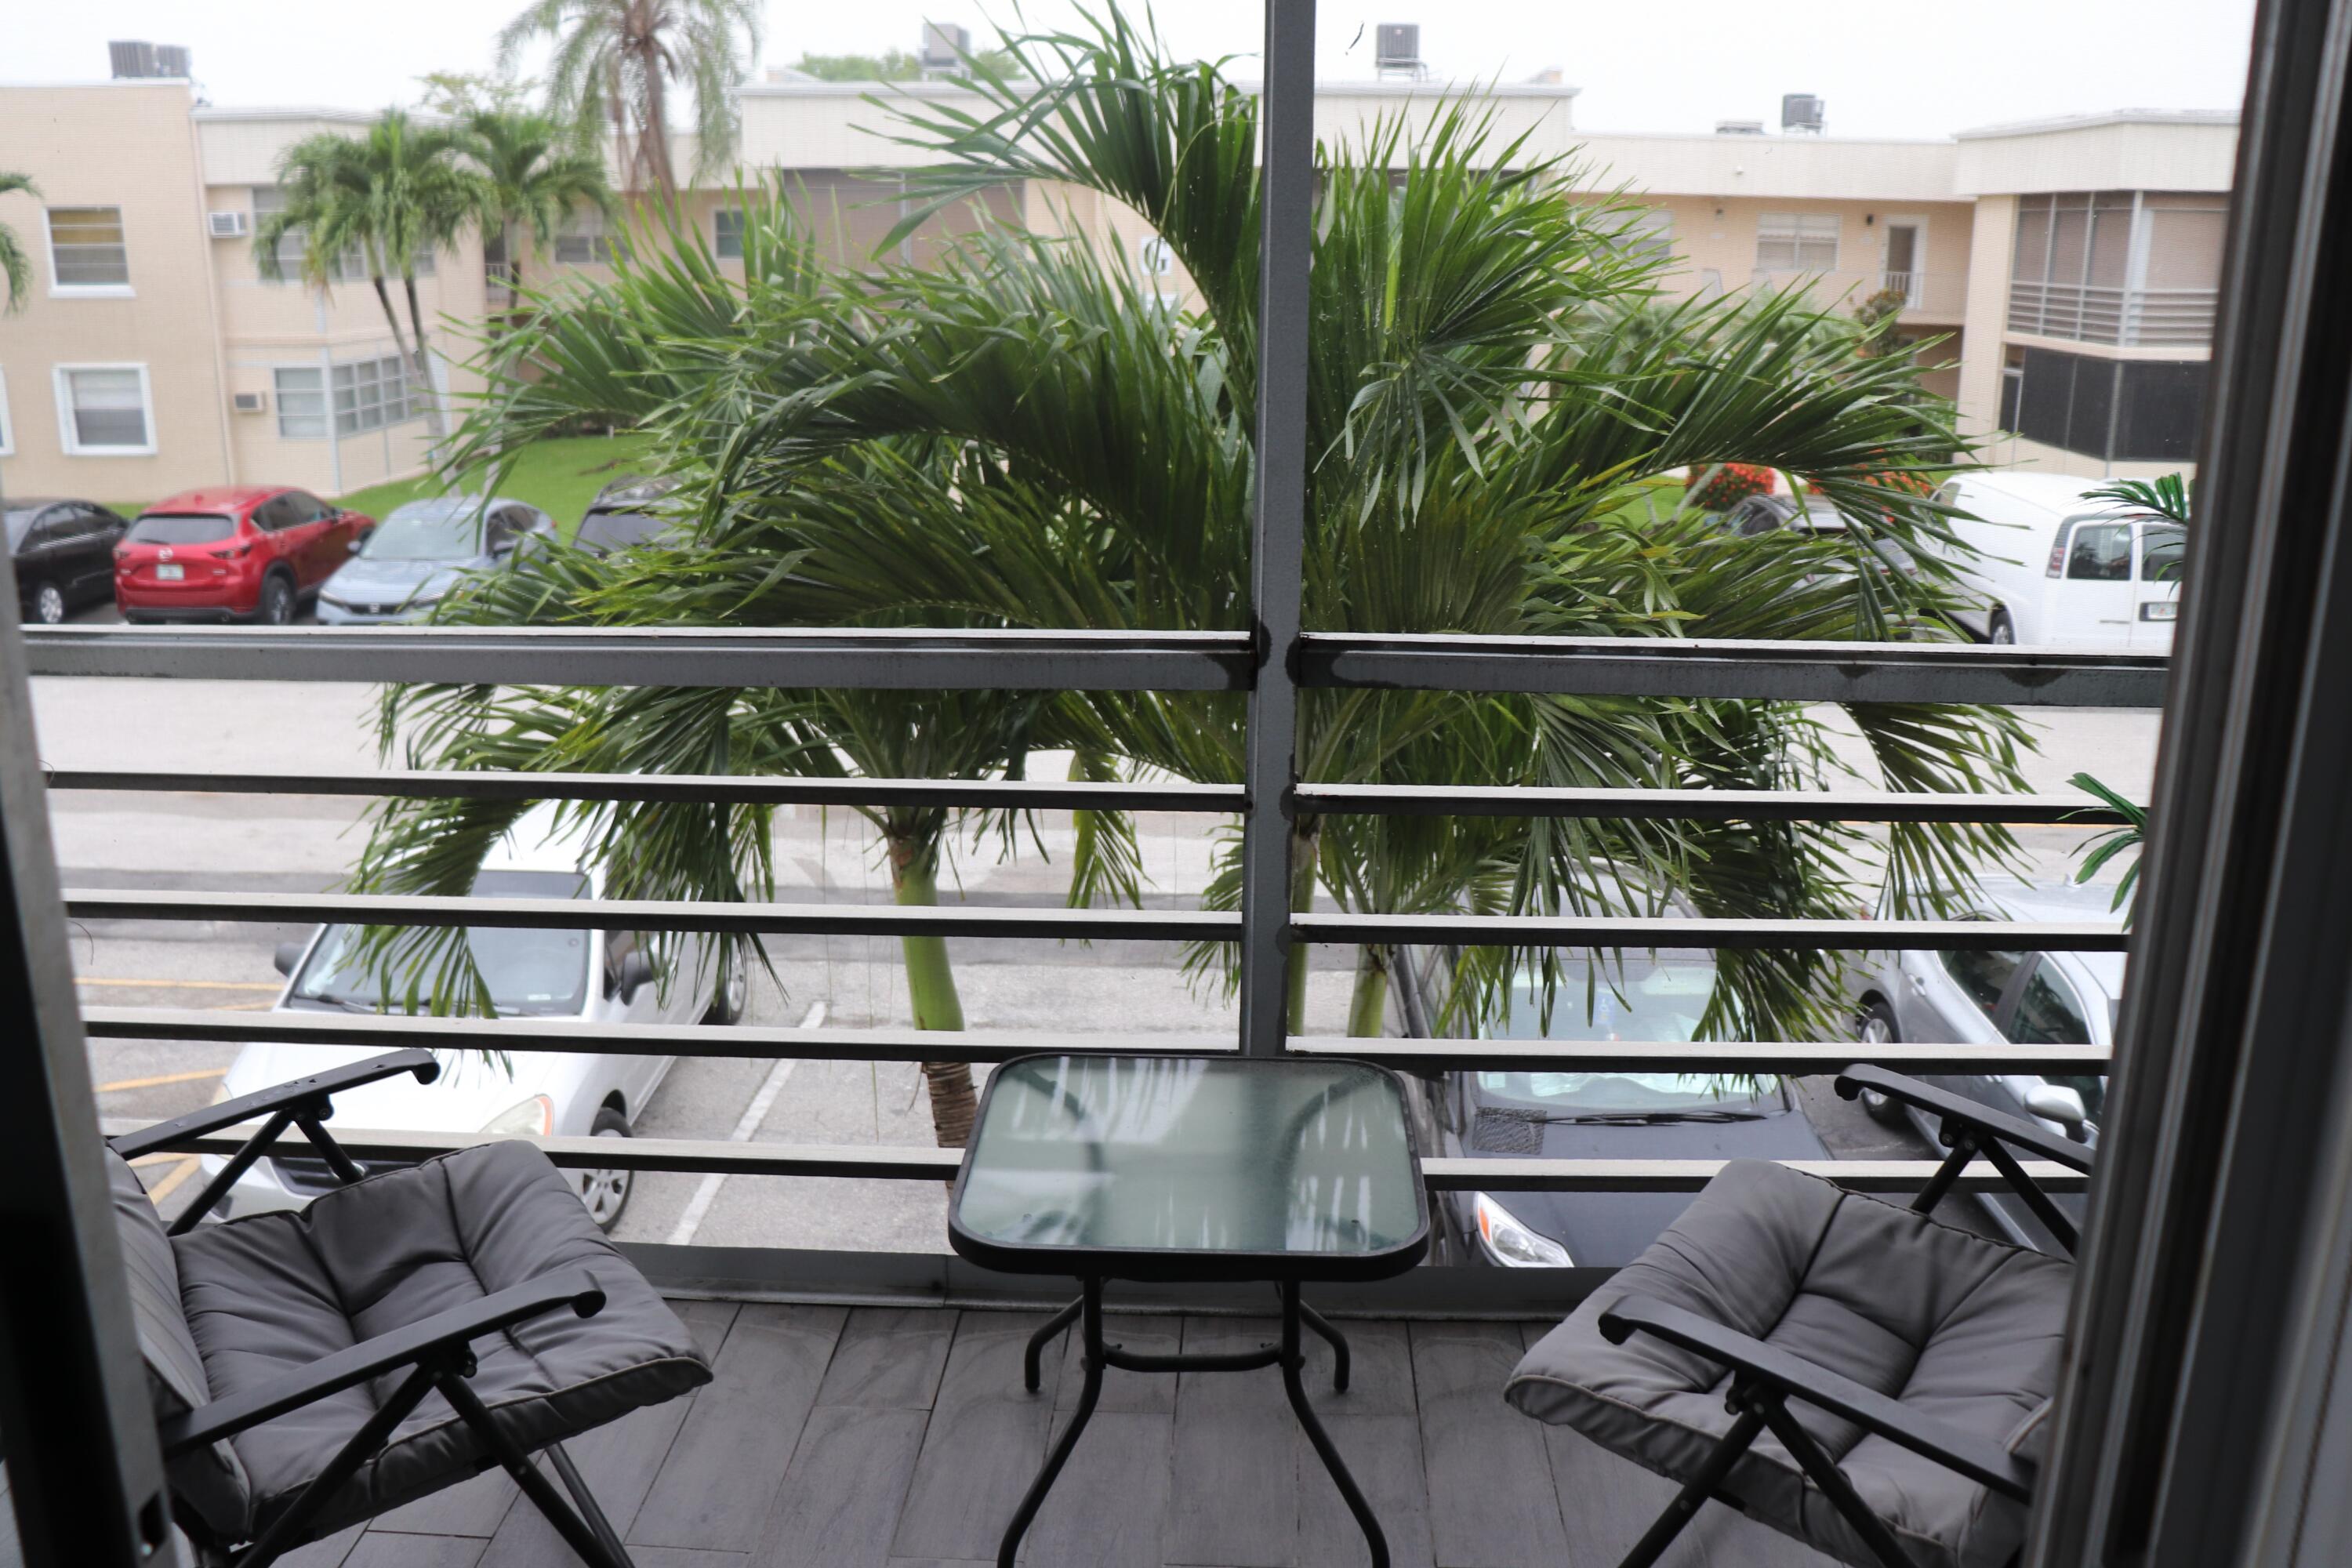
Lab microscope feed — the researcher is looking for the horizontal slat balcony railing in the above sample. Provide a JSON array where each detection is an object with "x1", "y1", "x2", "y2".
[
  {"x1": 21, "y1": 625, "x2": 2169, "y2": 707},
  {"x1": 37, "y1": 619, "x2": 2143, "y2": 1261},
  {"x1": 100, "y1": 1120, "x2": 2092, "y2": 1194},
  {"x1": 79, "y1": 1007, "x2": 2109, "y2": 1076}
]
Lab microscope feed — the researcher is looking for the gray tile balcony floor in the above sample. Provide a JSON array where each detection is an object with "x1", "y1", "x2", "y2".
[{"x1": 5, "y1": 1298, "x2": 1843, "y2": 1568}]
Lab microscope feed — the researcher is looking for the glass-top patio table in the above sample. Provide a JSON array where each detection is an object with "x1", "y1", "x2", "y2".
[{"x1": 949, "y1": 1053, "x2": 1429, "y2": 1568}]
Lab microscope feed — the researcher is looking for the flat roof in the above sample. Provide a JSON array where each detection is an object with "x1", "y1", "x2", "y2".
[
  {"x1": 1956, "y1": 107, "x2": 2239, "y2": 140},
  {"x1": 741, "y1": 76, "x2": 1580, "y2": 99}
]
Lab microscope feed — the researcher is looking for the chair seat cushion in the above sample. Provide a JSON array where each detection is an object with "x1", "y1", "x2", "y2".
[
  {"x1": 1505, "y1": 1159, "x2": 2071, "y2": 1568},
  {"x1": 171, "y1": 1139, "x2": 710, "y2": 1545}
]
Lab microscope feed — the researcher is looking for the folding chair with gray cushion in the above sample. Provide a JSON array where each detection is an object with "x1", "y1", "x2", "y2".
[
  {"x1": 105, "y1": 1048, "x2": 711, "y2": 1568},
  {"x1": 1506, "y1": 1066, "x2": 2094, "y2": 1568}
]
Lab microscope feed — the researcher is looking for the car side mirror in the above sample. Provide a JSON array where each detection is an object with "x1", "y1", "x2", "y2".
[
  {"x1": 273, "y1": 940, "x2": 306, "y2": 976},
  {"x1": 2024, "y1": 1083, "x2": 2088, "y2": 1128},
  {"x1": 615, "y1": 950, "x2": 656, "y2": 997}
]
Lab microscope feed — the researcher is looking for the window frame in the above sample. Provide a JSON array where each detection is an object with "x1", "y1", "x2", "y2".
[
  {"x1": 51, "y1": 364, "x2": 157, "y2": 457},
  {"x1": 42, "y1": 205, "x2": 132, "y2": 296},
  {"x1": 1755, "y1": 211, "x2": 1840, "y2": 273},
  {"x1": 273, "y1": 365, "x2": 330, "y2": 441},
  {"x1": 714, "y1": 209, "x2": 746, "y2": 260},
  {"x1": 0, "y1": 365, "x2": 13, "y2": 456}
]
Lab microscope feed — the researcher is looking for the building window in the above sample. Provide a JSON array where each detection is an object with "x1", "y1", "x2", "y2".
[
  {"x1": 1755, "y1": 212, "x2": 1838, "y2": 271},
  {"x1": 715, "y1": 209, "x2": 745, "y2": 260},
  {"x1": 274, "y1": 356, "x2": 415, "y2": 439},
  {"x1": 54, "y1": 365, "x2": 154, "y2": 455},
  {"x1": 47, "y1": 206, "x2": 130, "y2": 289},
  {"x1": 252, "y1": 187, "x2": 367, "y2": 282},
  {"x1": 556, "y1": 212, "x2": 612, "y2": 265},
  {"x1": 273, "y1": 367, "x2": 329, "y2": 440},
  {"x1": 1617, "y1": 209, "x2": 1676, "y2": 267},
  {"x1": 2010, "y1": 345, "x2": 2206, "y2": 463}
]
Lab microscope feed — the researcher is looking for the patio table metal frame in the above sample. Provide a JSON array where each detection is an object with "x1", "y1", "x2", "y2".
[{"x1": 946, "y1": 1052, "x2": 1431, "y2": 1568}]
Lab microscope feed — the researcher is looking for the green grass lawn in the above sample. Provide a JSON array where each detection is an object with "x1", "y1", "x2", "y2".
[{"x1": 332, "y1": 434, "x2": 657, "y2": 538}]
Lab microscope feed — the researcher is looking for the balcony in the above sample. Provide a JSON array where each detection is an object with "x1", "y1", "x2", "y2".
[
  {"x1": 2004, "y1": 281, "x2": 2218, "y2": 348},
  {"x1": 1744, "y1": 268, "x2": 1969, "y2": 321}
]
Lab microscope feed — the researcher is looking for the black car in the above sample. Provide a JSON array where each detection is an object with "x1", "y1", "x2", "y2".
[
  {"x1": 6, "y1": 497, "x2": 126, "y2": 624},
  {"x1": 1418, "y1": 951, "x2": 1835, "y2": 1269},
  {"x1": 575, "y1": 474, "x2": 681, "y2": 557}
]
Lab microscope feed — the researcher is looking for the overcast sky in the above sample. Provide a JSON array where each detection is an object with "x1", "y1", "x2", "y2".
[{"x1": 13, "y1": 2, "x2": 2257, "y2": 140}]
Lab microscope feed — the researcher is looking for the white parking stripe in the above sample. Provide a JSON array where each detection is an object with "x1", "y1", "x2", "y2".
[{"x1": 663, "y1": 1000, "x2": 826, "y2": 1246}]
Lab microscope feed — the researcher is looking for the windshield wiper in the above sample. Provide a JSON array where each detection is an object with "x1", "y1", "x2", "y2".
[{"x1": 1506, "y1": 1109, "x2": 1771, "y2": 1125}]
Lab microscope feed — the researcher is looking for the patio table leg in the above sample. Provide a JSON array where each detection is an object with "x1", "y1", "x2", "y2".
[
  {"x1": 1295, "y1": 1294, "x2": 1352, "y2": 1391},
  {"x1": 1024, "y1": 1294, "x2": 1085, "y2": 1392},
  {"x1": 999, "y1": 1277, "x2": 1105, "y2": 1568},
  {"x1": 1281, "y1": 1281, "x2": 1388, "y2": 1567}
]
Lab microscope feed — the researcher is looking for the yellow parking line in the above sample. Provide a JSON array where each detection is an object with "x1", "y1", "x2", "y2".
[
  {"x1": 78, "y1": 977, "x2": 282, "y2": 992},
  {"x1": 144, "y1": 1157, "x2": 201, "y2": 1204},
  {"x1": 96, "y1": 1067, "x2": 228, "y2": 1093}
]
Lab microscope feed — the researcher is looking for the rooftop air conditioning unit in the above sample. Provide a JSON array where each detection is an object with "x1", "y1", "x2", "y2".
[
  {"x1": 108, "y1": 40, "x2": 158, "y2": 79},
  {"x1": 1715, "y1": 120, "x2": 1766, "y2": 136},
  {"x1": 231, "y1": 390, "x2": 267, "y2": 415},
  {"x1": 208, "y1": 210, "x2": 248, "y2": 239},
  {"x1": 920, "y1": 23, "x2": 969, "y2": 71},
  {"x1": 1781, "y1": 93, "x2": 1825, "y2": 133},
  {"x1": 1375, "y1": 24, "x2": 1424, "y2": 77},
  {"x1": 154, "y1": 44, "x2": 193, "y2": 78}
]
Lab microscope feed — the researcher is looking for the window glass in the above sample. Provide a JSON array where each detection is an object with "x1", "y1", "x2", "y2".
[
  {"x1": 2068, "y1": 522, "x2": 2134, "y2": 580},
  {"x1": 61, "y1": 368, "x2": 148, "y2": 449},
  {"x1": 252, "y1": 496, "x2": 301, "y2": 532},
  {"x1": 1614, "y1": 209, "x2": 1675, "y2": 267},
  {"x1": 325, "y1": 355, "x2": 413, "y2": 437},
  {"x1": 556, "y1": 212, "x2": 611, "y2": 264},
  {"x1": 715, "y1": 209, "x2": 746, "y2": 260},
  {"x1": 292, "y1": 869, "x2": 592, "y2": 1017},
  {"x1": 127, "y1": 514, "x2": 234, "y2": 546},
  {"x1": 1755, "y1": 212, "x2": 1838, "y2": 271},
  {"x1": 2142, "y1": 523, "x2": 2187, "y2": 583},
  {"x1": 49, "y1": 206, "x2": 129, "y2": 287},
  {"x1": 2009, "y1": 959, "x2": 2092, "y2": 1044},
  {"x1": 252, "y1": 188, "x2": 366, "y2": 282},
  {"x1": 1940, "y1": 947, "x2": 2024, "y2": 1017},
  {"x1": 274, "y1": 366, "x2": 328, "y2": 439}
]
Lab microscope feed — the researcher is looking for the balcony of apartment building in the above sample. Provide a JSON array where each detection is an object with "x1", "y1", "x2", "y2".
[
  {"x1": 7, "y1": 8, "x2": 2352, "y2": 1568},
  {"x1": 2002, "y1": 191, "x2": 2227, "y2": 350}
]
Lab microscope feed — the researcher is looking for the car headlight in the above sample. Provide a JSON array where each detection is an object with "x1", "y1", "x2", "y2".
[
  {"x1": 482, "y1": 1094, "x2": 553, "y2": 1137},
  {"x1": 318, "y1": 590, "x2": 349, "y2": 609},
  {"x1": 1473, "y1": 1192, "x2": 1572, "y2": 1267}
]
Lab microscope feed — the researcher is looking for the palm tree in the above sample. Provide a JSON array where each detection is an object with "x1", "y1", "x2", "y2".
[
  {"x1": 0, "y1": 172, "x2": 38, "y2": 315},
  {"x1": 359, "y1": 13, "x2": 2028, "y2": 1133},
  {"x1": 497, "y1": 0, "x2": 761, "y2": 194},
  {"x1": 254, "y1": 111, "x2": 482, "y2": 438},
  {"x1": 461, "y1": 109, "x2": 613, "y2": 311}
]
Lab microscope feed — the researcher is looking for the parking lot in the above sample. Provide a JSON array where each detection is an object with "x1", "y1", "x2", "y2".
[{"x1": 37, "y1": 673, "x2": 2158, "y2": 1254}]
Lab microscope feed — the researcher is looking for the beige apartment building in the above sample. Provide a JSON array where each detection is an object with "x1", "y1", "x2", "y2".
[{"x1": 0, "y1": 66, "x2": 2234, "y2": 506}]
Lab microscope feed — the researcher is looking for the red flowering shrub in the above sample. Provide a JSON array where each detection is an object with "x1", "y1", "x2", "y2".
[{"x1": 1684, "y1": 462, "x2": 1776, "y2": 511}]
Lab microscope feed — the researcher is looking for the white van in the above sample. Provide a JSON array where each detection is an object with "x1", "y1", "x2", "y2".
[{"x1": 1927, "y1": 473, "x2": 2184, "y2": 652}]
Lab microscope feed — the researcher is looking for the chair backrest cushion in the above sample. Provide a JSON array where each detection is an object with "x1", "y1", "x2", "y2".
[{"x1": 105, "y1": 1149, "x2": 253, "y2": 1543}]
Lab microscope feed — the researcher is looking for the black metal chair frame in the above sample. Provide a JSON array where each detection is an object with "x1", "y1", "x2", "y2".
[
  {"x1": 1595, "y1": 1066, "x2": 2096, "y2": 1568},
  {"x1": 110, "y1": 1049, "x2": 643, "y2": 1568}
]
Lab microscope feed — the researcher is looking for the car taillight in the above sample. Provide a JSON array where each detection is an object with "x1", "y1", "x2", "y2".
[{"x1": 217, "y1": 542, "x2": 252, "y2": 559}]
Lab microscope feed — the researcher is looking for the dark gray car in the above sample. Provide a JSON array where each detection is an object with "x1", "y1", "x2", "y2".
[
  {"x1": 315, "y1": 495, "x2": 553, "y2": 623},
  {"x1": 1420, "y1": 953, "x2": 1835, "y2": 1269},
  {"x1": 7, "y1": 498, "x2": 126, "y2": 624}
]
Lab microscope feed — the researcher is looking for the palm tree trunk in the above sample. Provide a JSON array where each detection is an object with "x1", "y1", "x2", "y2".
[
  {"x1": 368, "y1": 275, "x2": 419, "y2": 383},
  {"x1": 1286, "y1": 819, "x2": 1319, "y2": 1033},
  {"x1": 1346, "y1": 945, "x2": 1391, "y2": 1037},
  {"x1": 399, "y1": 272, "x2": 448, "y2": 440},
  {"x1": 890, "y1": 836, "x2": 976, "y2": 1148},
  {"x1": 641, "y1": 53, "x2": 677, "y2": 194}
]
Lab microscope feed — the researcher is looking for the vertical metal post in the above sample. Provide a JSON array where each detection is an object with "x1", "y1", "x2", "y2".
[
  {"x1": 0, "y1": 557, "x2": 175, "y2": 1564},
  {"x1": 1236, "y1": 0, "x2": 1317, "y2": 1057}
]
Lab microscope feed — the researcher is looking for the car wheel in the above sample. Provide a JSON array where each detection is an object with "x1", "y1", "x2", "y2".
[
  {"x1": 578, "y1": 1105, "x2": 633, "y2": 1229},
  {"x1": 29, "y1": 582, "x2": 67, "y2": 626},
  {"x1": 703, "y1": 943, "x2": 752, "y2": 1025},
  {"x1": 1855, "y1": 1002, "x2": 1908, "y2": 1125},
  {"x1": 1987, "y1": 608, "x2": 2016, "y2": 645},
  {"x1": 258, "y1": 574, "x2": 296, "y2": 626}
]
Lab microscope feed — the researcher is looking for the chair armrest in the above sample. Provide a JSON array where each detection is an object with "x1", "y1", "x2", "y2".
[
  {"x1": 1599, "y1": 1296, "x2": 2038, "y2": 1502},
  {"x1": 156, "y1": 1269, "x2": 604, "y2": 1457},
  {"x1": 1835, "y1": 1065, "x2": 2096, "y2": 1174},
  {"x1": 108, "y1": 1049, "x2": 440, "y2": 1162}
]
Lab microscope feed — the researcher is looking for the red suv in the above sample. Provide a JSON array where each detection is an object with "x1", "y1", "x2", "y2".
[{"x1": 116, "y1": 488, "x2": 374, "y2": 625}]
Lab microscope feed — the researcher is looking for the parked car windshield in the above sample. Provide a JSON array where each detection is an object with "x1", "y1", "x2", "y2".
[
  {"x1": 128, "y1": 514, "x2": 234, "y2": 545},
  {"x1": 1478, "y1": 954, "x2": 1761, "y2": 1109},
  {"x1": 575, "y1": 511, "x2": 675, "y2": 554},
  {"x1": 291, "y1": 869, "x2": 592, "y2": 1016},
  {"x1": 365, "y1": 507, "x2": 488, "y2": 561}
]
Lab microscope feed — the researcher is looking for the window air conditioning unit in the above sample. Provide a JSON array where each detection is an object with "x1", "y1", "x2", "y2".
[
  {"x1": 208, "y1": 210, "x2": 249, "y2": 238},
  {"x1": 231, "y1": 390, "x2": 267, "y2": 415}
]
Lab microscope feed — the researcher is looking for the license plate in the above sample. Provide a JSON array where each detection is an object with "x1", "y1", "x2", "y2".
[{"x1": 155, "y1": 564, "x2": 184, "y2": 581}]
